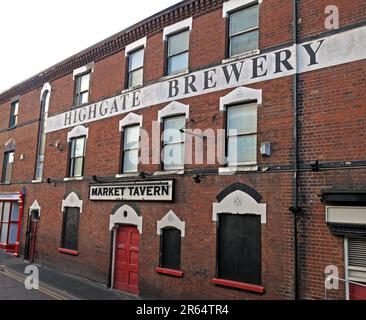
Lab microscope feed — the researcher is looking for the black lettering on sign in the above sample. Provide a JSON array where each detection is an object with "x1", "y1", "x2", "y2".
[
  {"x1": 274, "y1": 49, "x2": 294, "y2": 73},
  {"x1": 222, "y1": 62, "x2": 244, "y2": 84},
  {"x1": 303, "y1": 40, "x2": 325, "y2": 66},
  {"x1": 203, "y1": 69, "x2": 217, "y2": 90},
  {"x1": 161, "y1": 186, "x2": 169, "y2": 196},
  {"x1": 154, "y1": 186, "x2": 161, "y2": 196},
  {"x1": 146, "y1": 186, "x2": 153, "y2": 196},
  {"x1": 91, "y1": 188, "x2": 99, "y2": 197},
  {"x1": 168, "y1": 80, "x2": 179, "y2": 98},
  {"x1": 64, "y1": 112, "x2": 72, "y2": 126},
  {"x1": 184, "y1": 75, "x2": 198, "y2": 94},
  {"x1": 133, "y1": 188, "x2": 140, "y2": 196},
  {"x1": 132, "y1": 90, "x2": 141, "y2": 107},
  {"x1": 252, "y1": 56, "x2": 268, "y2": 78}
]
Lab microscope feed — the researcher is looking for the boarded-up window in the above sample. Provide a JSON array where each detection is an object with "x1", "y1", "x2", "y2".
[
  {"x1": 61, "y1": 207, "x2": 80, "y2": 251},
  {"x1": 161, "y1": 228, "x2": 181, "y2": 270},
  {"x1": 218, "y1": 214, "x2": 261, "y2": 285}
]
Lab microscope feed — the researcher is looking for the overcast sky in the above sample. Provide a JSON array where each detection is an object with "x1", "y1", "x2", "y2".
[{"x1": 0, "y1": 0, "x2": 182, "y2": 93}]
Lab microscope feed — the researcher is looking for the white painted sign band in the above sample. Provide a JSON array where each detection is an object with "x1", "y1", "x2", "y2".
[{"x1": 46, "y1": 26, "x2": 366, "y2": 134}]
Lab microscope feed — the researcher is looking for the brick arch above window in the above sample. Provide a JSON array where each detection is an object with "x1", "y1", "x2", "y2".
[
  {"x1": 219, "y1": 87, "x2": 262, "y2": 111},
  {"x1": 158, "y1": 101, "x2": 189, "y2": 123},
  {"x1": 62, "y1": 192, "x2": 83, "y2": 213},
  {"x1": 157, "y1": 210, "x2": 185, "y2": 237},
  {"x1": 4, "y1": 139, "x2": 16, "y2": 152},
  {"x1": 40, "y1": 82, "x2": 51, "y2": 101},
  {"x1": 212, "y1": 183, "x2": 266, "y2": 224},
  {"x1": 119, "y1": 112, "x2": 143, "y2": 131},
  {"x1": 67, "y1": 125, "x2": 89, "y2": 141}
]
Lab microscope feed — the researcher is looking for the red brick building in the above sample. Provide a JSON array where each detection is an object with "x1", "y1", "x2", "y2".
[{"x1": 0, "y1": 0, "x2": 365, "y2": 300}]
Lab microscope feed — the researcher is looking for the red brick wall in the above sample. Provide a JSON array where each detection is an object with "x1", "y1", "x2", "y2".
[
  {"x1": 0, "y1": 0, "x2": 365, "y2": 300},
  {"x1": 298, "y1": 0, "x2": 366, "y2": 39}
]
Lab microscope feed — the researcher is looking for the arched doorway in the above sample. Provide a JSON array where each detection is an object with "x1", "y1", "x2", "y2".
[
  {"x1": 26, "y1": 201, "x2": 41, "y2": 262},
  {"x1": 109, "y1": 204, "x2": 142, "y2": 295}
]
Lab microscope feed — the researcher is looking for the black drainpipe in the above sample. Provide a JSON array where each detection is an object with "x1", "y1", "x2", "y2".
[{"x1": 290, "y1": 0, "x2": 302, "y2": 301}]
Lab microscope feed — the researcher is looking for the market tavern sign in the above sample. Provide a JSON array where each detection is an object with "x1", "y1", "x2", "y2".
[
  {"x1": 89, "y1": 180, "x2": 174, "y2": 201},
  {"x1": 46, "y1": 26, "x2": 366, "y2": 133}
]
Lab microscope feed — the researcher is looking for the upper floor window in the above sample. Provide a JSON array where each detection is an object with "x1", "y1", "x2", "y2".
[
  {"x1": 9, "y1": 101, "x2": 19, "y2": 128},
  {"x1": 162, "y1": 115, "x2": 185, "y2": 170},
  {"x1": 226, "y1": 103, "x2": 257, "y2": 166},
  {"x1": 167, "y1": 30, "x2": 190, "y2": 75},
  {"x1": 228, "y1": 5, "x2": 259, "y2": 57},
  {"x1": 2, "y1": 151, "x2": 14, "y2": 184},
  {"x1": 122, "y1": 125, "x2": 140, "y2": 173},
  {"x1": 68, "y1": 136, "x2": 86, "y2": 178},
  {"x1": 74, "y1": 72, "x2": 91, "y2": 107},
  {"x1": 127, "y1": 48, "x2": 144, "y2": 89}
]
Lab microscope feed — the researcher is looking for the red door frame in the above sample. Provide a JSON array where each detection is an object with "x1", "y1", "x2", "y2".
[
  {"x1": 0, "y1": 192, "x2": 24, "y2": 256},
  {"x1": 113, "y1": 225, "x2": 140, "y2": 295}
]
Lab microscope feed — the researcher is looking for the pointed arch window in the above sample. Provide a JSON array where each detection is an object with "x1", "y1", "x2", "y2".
[{"x1": 35, "y1": 83, "x2": 51, "y2": 181}]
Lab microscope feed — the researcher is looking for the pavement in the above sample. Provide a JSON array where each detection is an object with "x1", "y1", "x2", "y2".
[{"x1": 0, "y1": 251, "x2": 138, "y2": 300}]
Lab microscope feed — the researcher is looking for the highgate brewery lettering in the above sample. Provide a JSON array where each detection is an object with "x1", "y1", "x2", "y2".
[
  {"x1": 89, "y1": 180, "x2": 174, "y2": 201},
  {"x1": 46, "y1": 26, "x2": 366, "y2": 133}
]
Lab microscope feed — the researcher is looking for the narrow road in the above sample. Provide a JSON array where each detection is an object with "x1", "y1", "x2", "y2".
[{"x1": 0, "y1": 268, "x2": 69, "y2": 300}]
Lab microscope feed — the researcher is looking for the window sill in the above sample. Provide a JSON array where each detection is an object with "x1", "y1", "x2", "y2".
[
  {"x1": 32, "y1": 179, "x2": 42, "y2": 184},
  {"x1": 211, "y1": 278, "x2": 264, "y2": 294},
  {"x1": 58, "y1": 248, "x2": 79, "y2": 256},
  {"x1": 153, "y1": 170, "x2": 185, "y2": 176},
  {"x1": 155, "y1": 267, "x2": 184, "y2": 278},
  {"x1": 160, "y1": 69, "x2": 189, "y2": 82},
  {"x1": 115, "y1": 172, "x2": 140, "y2": 179},
  {"x1": 121, "y1": 85, "x2": 143, "y2": 94},
  {"x1": 222, "y1": 49, "x2": 260, "y2": 64},
  {"x1": 64, "y1": 177, "x2": 84, "y2": 182},
  {"x1": 219, "y1": 165, "x2": 258, "y2": 175}
]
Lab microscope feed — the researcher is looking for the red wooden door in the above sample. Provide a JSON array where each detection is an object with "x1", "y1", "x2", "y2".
[
  {"x1": 114, "y1": 225, "x2": 139, "y2": 295},
  {"x1": 350, "y1": 283, "x2": 366, "y2": 300}
]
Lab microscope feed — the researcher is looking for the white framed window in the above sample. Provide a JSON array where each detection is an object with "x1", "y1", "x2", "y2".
[
  {"x1": 167, "y1": 30, "x2": 190, "y2": 75},
  {"x1": 158, "y1": 102, "x2": 189, "y2": 171},
  {"x1": 9, "y1": 100, "x2": 19, "y2": 128},
  {"x1": 122, "y1": 125, "x2": 140, "y2": 173},
  {"x1": 225, "y1": 1, "x2": 260, "y2": 57},
  {"x1": 163, "y1": 18, "x2": 192, "y2": 75},
  {"x1": 74, "y1": 72, "x2": 91, "y2": 107},
  {"x1": 162, "y1": 115, "x2": 186, "y2": 171},
  {"x1": 119, "y1": 113, "x2": 143, "y2": 174},
  {"x1": 125, "y1": 37, "x2": 146, "y2": 89},
  {"x1": 226, "y1": 103, "x2": 257, "y2": 166},
  {"x1": 127, "y1": 49, "x2": 144, "y2": 88},
  {"x1": 67, "y1": 126, "x2": 89, "y2": 178},
  {"x1": 73, "y1": 63, "x2": 94, "y2": 107}
]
